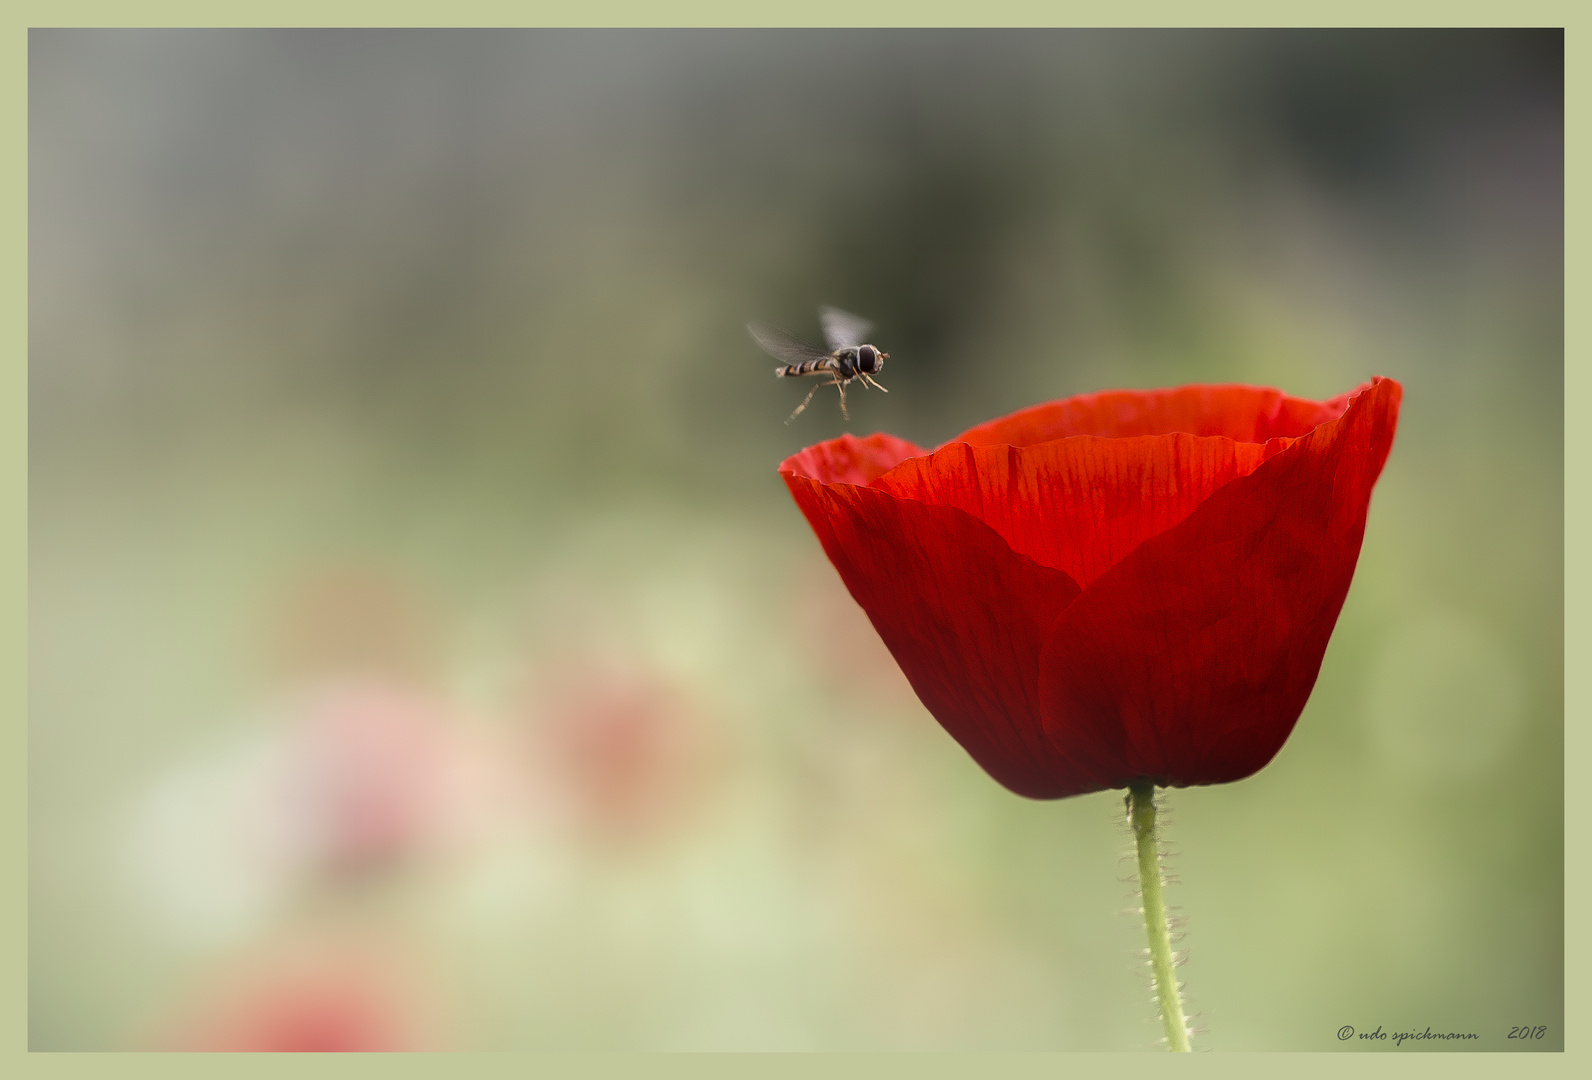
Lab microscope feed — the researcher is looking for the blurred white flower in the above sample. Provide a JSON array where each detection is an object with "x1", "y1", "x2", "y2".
[{"x1": 121, "y1": 677, "x2": 509, "y2": 947}]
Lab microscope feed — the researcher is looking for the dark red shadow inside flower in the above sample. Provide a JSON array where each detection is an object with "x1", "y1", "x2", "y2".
[{"x1": 781, "y1": 380, "x2": 1402, "y2": 799}]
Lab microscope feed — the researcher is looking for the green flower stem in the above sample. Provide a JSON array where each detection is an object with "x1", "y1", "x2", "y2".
[{"x1": 1129, "y1": 779, "x2": 1191, "y2": 1052}]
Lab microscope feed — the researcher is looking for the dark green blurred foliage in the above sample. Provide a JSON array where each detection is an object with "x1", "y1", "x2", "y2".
[{"x1": 31, "y1": 30, "x2": 1561, "y2": 1050}]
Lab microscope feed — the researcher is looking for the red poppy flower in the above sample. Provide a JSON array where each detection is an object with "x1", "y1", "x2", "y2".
[{"x1": 780, "y1": 378, "x2": 1401, "y2": 800}]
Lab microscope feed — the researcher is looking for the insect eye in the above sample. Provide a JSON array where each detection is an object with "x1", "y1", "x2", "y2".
[{"x1": 858, "y1": 345, "x2": 878, "y2": 371}]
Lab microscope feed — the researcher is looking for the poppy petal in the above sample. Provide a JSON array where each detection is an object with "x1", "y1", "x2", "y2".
[
  {"x1": 955, "y1": 384, "x2": 1354, "y2": 448},
  {"x1": 781, "y1": 471, "x2": 1086, "y2": 799},
  {"x1": 871, "y1": 433, "x2": 1288, "y2": 591},
  {"x1": 783, "y1": 431, "x2": 925, "y2": 487},
  {"x1": 1033, "y1": 377, "x2": 1402, "y2": 796}
]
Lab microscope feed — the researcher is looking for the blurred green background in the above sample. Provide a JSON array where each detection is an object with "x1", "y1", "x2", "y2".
[{"x1": 29, "y1": 29, "x2": 1562, "y2": 1051}]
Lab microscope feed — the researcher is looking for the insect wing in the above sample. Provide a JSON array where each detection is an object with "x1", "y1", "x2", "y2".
[
  {"x1": 747, "y1": 321, "x2": 830, "y2": 366},
  {"x1": 819, "y1": 306, "x2": 874, "y2": 351}
]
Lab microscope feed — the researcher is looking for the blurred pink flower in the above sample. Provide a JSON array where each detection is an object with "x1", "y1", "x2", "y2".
[
  {"x1": 265, "y1": 567, "x2": 438, "y2": 684},
  {"x1": 518, "y1": 658, "x2": 723, "y2": 847},
  {"x1": 157, "y1": 944, "x2": 436, "y2": 1052},
  {"x1": 124, "y1": 676, "x2": 514, "y2": 946},
  {"x1": 282, "y1": 679, "x2": 456, "y2": 875}
]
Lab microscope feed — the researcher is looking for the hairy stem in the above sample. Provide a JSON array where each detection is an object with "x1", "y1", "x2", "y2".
[{"x1": 1129, "y1": 779, "x2": 1191, "y2": 1051}]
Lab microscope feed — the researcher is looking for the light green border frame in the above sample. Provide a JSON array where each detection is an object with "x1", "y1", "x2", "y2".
[{"x1": 10, "y1": 6, "x2": 1580, "y2": 1077}]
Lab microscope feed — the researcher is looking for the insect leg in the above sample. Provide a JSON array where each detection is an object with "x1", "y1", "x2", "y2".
[
  {"x1": 860, "y1": 373, "x2": 889, "y2": 393},
  {"x1": 785, "y1": 379, "x2": 830, "y2": 424}
]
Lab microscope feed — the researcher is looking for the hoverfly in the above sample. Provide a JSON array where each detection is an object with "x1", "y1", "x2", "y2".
[{"x1": 746, "y1": 306, "x2": 890, "y2": 423}]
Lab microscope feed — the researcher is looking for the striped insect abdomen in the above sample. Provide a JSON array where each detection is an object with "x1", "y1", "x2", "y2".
[{"x1": 776, "y1": 358, "x2": 835, "y2": 377}]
